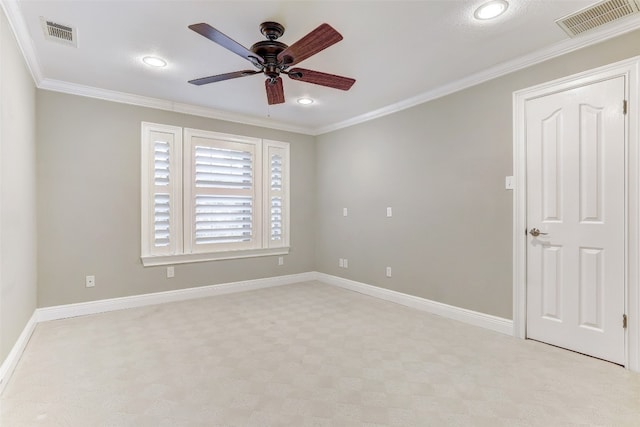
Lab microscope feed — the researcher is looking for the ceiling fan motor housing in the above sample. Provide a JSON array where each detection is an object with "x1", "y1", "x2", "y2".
[{"x1": 251, "y1": 39, "x2": 288, "y2": 78}]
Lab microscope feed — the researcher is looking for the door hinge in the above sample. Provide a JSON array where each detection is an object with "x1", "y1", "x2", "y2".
[
  {"x1": 623, "y1": 314, "x2": 627, "y2": 329},
  {"x1": 623, "y1": 100, "x2": 628, "y2": 115}
]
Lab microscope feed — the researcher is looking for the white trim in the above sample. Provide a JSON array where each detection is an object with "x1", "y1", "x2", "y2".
[
  {"x1": 35, "y1": 19, "x2": 640, "y2": 138},
  {"x1": 0, "y1": 1, "x2": 3, "y2": 391},
  {"x1": 1, "y1": 271, "x2": 515, "y2": 392},
  {"x1": 141, "y1": 122, "x2": 183, "y2": 258},
  {"x1": 0, "y1": 0, "x2": 42, "y2": 85},
  {"x1": 36, "y1": 272, "x2": 315, "y2": 322},
  {"x1": 512, "y1": 80, "x2": 528, "y2": 340},
  {"x1": 141, "y1": 125, "x2": 290, "y2": 265},
  {"x1": 38, "y1": 79, "x2": 313, "y2": 136},
  {"x1": 313, "y1": 17, "x2": 640, "y2": 135},
  {"x1": 627, "y1": 56, "x2": 640, "y2": 373},
  {"x1": 0, "y1": 272, "x2": 312, "y2": 391},
  {"x1": 141, "y1": 246, "x2": 289, "y2": 267},
  {"x1": 316, "y1": 273, "x2": 513, "y2": 335},
  {"x1": 33, "y1": 271, "x2": 513, "y2": 335},
  {"x1": 0, "y1": 312, "x2": 37, "y2": 395},
  {"x1": 2, "y1": 0, "x2": 639, "y2": 136},
  {"x1": 183, "y1": 128, "x2": 263, "y2": 254},
  {"x1": 35, "y1": 272, "x2": 515, "y2": 335},
  {"x1": 513, "y1": 56, "x2": 640, "y2": 372}
]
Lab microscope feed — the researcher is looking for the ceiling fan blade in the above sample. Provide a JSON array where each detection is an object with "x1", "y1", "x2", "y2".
[
  {"x1": 189, "y1": 23, "x2": 264, "y2": 64},
  {"x1": 288, "y1": 68, "x2": 355, "y2": 91},
  {"x1": 265, "y1": 78, "x2": 285, "y2": 105},
  {"x1": 277, "y1": 23, "x2": 343, "y2": 66},
  {"x1": 188, "y1": 70, "x2": 260, "y2": 86}
]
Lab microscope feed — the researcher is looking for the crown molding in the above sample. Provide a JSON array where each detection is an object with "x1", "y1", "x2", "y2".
[
  {"x1": 2, "y1": 0, "x2": 311, "y2": 135},
  {"x1": 3, "y1": 0, "x2": 640, "y2": 137},
  {"x1": 0, "y1": 0, "x2": 42, "y2": 83},
  {"x1": 312, "y1": 15, "x2": 640, "y2": 135},
  {"x1": 38, "y1": 78, "x2": 313, "y2": 135}
]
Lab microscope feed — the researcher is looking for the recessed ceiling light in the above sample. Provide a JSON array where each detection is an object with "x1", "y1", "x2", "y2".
[
  {"x1": 474, "y1": 0, "x2": 509, "y2": 20},
  {"x1": 142, "y1": 56, "x2": 167, "y2": 68},
  {"x1": 297, "y1": 97, "x2": 314, "y2": 105}
]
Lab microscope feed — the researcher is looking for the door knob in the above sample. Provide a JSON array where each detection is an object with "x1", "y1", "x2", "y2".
[{"x1": 529, "y1": 228, "x2": 548, "y2": 237}]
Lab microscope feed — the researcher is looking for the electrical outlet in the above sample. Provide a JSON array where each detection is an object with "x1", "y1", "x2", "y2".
[
  {"x1": 339, "y1": 258, "x2": 344, "y2": 268},
  {"x1": 343, "y1": 259, "x2": 349, "y2": 268},
  {"x1": 387, "y1": 207, "x2": 393, "y2": 217},
  {"x1": 278, "y1": 256, "x2": 284, "y2": 266},
  {"x1": 505, "y1": 176, "x2": 514, "y2": 190},
  {"x1": 386, "y1": 267, "x2": 392, "y2": 277},
  {"x1": 167, "y1": 266, "x2": 175, "y2": 278},
  {"x1": 343, "y1": 207, "x2": 348, "y2": 217},
  {"x1": 85, "y1": 275, "x2": 95, "y2": 288}
]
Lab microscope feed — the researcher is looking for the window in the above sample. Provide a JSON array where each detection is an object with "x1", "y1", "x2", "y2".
[{"x1": 141, "y1": 123, "x2": 290, "y2": 266}]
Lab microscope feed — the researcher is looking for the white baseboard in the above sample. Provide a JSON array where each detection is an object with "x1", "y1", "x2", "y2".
[
  {"x1": 0, "y1": 311, "x2": 38, "y2": 395},
  {"x1": 0, "y1": 272, "x2": 314, "y2": 395},
  {"x1": 37, "y1": 272, "x2": 316, "y2": 322},
  {"x1": 2, "y1": 270, "x2": 513, "y2": 396},
  {"x1": 315, "y1": 273, "x2": 514, "y2": 335}
]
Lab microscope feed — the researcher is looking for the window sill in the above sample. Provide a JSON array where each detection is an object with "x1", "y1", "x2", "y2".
[{"x1": 141, "y1": 247, "x2": 290, "y2": 267}]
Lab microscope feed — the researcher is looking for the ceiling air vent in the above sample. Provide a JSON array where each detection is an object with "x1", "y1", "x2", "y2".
[
  {"x1": 556, "y1": 0, "x2": 640, "y2": 37},
  {"x1": 40, "y1": 17, "x2": 77, "y2": 47}
]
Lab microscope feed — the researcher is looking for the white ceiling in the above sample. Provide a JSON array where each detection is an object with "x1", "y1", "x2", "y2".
[{"x1": 4, "y1": 0, "x2": 640, "y2": 134}]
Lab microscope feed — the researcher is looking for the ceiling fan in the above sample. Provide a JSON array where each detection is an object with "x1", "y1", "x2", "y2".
[{"x1": 188, "y1": 21, "x2": 356, "y2": 105}]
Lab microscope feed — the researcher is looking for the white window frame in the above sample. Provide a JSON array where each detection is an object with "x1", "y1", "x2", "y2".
[{"x1": 141, "y1": 123, "x2": 290, "y2": 266}]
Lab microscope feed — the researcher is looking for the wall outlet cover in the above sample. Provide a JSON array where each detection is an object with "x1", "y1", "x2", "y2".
[
  {"x1": 85, "y1": 275, "x2": 95, "y2": 287},
  {"x1": 505, "y1": 176, "x2": 515, "y2": 190}
]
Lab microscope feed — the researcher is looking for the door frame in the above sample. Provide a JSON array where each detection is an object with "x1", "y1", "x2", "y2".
[{"x1": 513, "y1": 56, "x2": 640, "y2": 371}]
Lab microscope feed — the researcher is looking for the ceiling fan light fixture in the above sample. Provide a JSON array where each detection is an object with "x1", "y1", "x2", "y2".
[
  {"x1": 142, "y1": 56, "x2": 167, "y2": 68},
  {"x1": 474, "y1": 0, "x2": 509, "y2": 20},
  {"x1": 297, "y1": 97, "x2": 314, "y2": 105}
]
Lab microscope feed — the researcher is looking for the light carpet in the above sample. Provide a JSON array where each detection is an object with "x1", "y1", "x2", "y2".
[{"x1": 1, "y1": 281, "x2": 639, "y2": 426}]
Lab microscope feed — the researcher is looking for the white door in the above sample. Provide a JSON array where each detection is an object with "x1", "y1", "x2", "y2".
[{"x1": 525, "y1": 76, "x2": 626, "y2": 364}]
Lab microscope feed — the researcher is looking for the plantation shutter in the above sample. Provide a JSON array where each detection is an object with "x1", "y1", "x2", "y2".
[
  {"x1": 184, "y1": 130, "x2": 262, "y2": 253},
  {"x1": 142, "y1": 125, "x2": 289, "y2": 265},
  {"x1": 263, "y1": 141, "x2": 289, "y2": 248},
  {"x1": 141, "y1": 123, "x2": 182, "y2": 257},
  {"x1": 153, "y1": 140, "x2": 171, "y2": 247}
]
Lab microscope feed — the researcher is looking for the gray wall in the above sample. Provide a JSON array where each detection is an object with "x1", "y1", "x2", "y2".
[
  {"x1": 316, "y1": 29, "x2": 640, "y2": 319},
  {"x1": 14, "y1": 22, "x2": 640, "y2": 333},
  {"x1": 36, "y1": 91, "x2": 315, "y2": 307},
  {"x1": 0, "y1": 8, "x2": 37, "y2": 362}
]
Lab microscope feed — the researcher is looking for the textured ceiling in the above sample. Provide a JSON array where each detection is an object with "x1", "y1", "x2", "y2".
[{"x1": 4, "y1": 0, "x2": 640, "y2": 134}]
